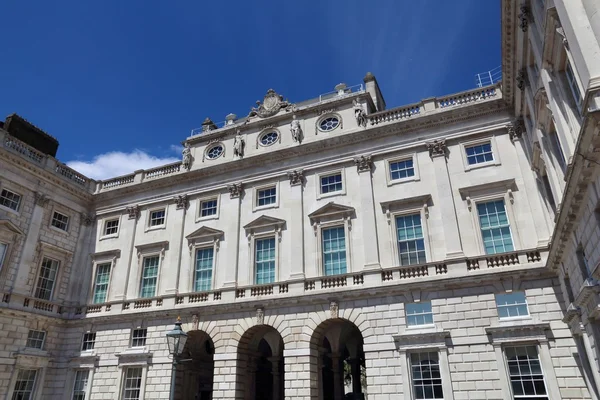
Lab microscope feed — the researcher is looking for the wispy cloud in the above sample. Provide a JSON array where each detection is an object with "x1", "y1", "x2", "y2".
[{"x1": 67, "y1": 150, "x2": 179, "y2": 180}]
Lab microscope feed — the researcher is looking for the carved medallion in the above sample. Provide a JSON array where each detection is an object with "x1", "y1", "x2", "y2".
[{"x1": 249, "y1": 89, "x2": 291, "y2": 118}]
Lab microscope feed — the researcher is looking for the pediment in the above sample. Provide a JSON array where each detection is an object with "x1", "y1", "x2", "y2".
[
  {"x1": 0, "y1": 219, "x2": 23, "y2": 235},
  {"x1": 458, "y1": 178, "x2": 517, "y2": 200},
  {"x1": 186, "y1": 226, "x2": 224, "y2": 241},
  {"x1": 244, "y1": 215, "x2": 286, "y2": 230},
  {"x1": 308, "y1": 202, "x2": 355, "y2": 221}
]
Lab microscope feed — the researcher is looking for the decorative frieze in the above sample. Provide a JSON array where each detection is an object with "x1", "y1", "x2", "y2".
[
  {"x1": 518, "y1": 6, "x2": 530, "y2": 32},
  {"x1": 287, "y1": 170, "x2": 304, "y2": 186},
  {"x1": 353, "y1": 155, "x2": 373, "y2": 172},
  {"x1": 426, "y1": 139, "x2": 447, "y2": 158},
  {"x1": 34, "y1": 192, "x2": 49, "y2": 207},
  {"x1": 516, "y1": 69, "x2": 528, "y2": 91},
  {"x1": 174, "y1": 194, "x2": 189, "y2": 210},
  {"x1": 228, "y1": 183, "x2": 244, "y2": 199},
  {"x1": 127, "y1": 205, "x2": 140, "y2": 220}
]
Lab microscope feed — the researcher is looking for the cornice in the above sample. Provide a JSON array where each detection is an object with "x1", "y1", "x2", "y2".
[{"x1": 501, "y1": 0, "x2": 517, "y2": 108}]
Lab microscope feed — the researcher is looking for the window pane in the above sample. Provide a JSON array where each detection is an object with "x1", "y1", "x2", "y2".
[
  {"x1": 410, "y1": 352, "x2": 443, "y2": 399},
  {"x1": 396, "y1": 214, "x2": 426, "y2": 265},
  {"x1": 72, "y1": 370, "x2": 89, "y2": 400},
  {"x1": 200, "y1": 200, "x2": 217, "y2": 217},
  {"x1": 12, "y1": 369, "x2": 37, "y2": 400},
  {"x1": 390, "y1": 159, "x2": 415, "y2": 180},
  {"x1": 322, "y1": 227, "x2": 347, "y2": 275},
  {"x1": 123, "y1": 368, "x2": 143, "y2": 400},
  {"x1": 194, "y1": 248, "x2": 214, "y2": 291},
  {"x1": 0, "y1": 189, "x2": 21, "y2": 211},
  {"x1": 140, "y1": 257, "x2": 159, "y2": 298},
  {"x1": 257, "y1": 187, "x2": 277, "y2": 206},
  {"x1": 477, "y1": 200, "x2": 514, "y2": 254},
  {"x1": 320, "y1": 174, "x2": 343, "y2": 194},
  {"x1": 26, "y1": 330, "x2": 46, "y2": 349},
  {"x1": 495, "y1": 292, "x2": 529, "y2": 319},
  {"x1": 406, "y1": 302, "x2": 434, "y2": 326},
  {"x1": 35, "y1": 258, "x2": 59, "y2": 300},
  {"x1": 0, "y1": 242, "x2": 6, "y2": 271},
  {"x1": 466, "y1": 143, "x2": 494, "y2": 165},
  {"x1": 505, "y1": 345, "x2": 548, "y2": 399},
  {"x1": 255, "y1": 238, "x2": 276, "y2": 284},
  {"x1": 93, "y1": 263, "x2": 111, "y2": 304}
]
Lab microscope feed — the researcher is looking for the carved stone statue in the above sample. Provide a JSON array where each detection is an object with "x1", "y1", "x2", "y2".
[
  {"x1": 182, "y1": 143, "x2": 192, "y2": 171},
  {"x1": 353, "y1": 99, "x2": 367, "y2": 128},
  {"x1": 290, "y1": 115, "x2": 303, "y2": 143},
  {"x1": 233, "y1": 130, "x2": 245, "y2": 158}
]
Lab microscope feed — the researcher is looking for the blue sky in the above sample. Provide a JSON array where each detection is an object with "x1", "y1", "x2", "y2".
[{"x1": 0, "y1": 1, "x2": 500, "y2": 180}]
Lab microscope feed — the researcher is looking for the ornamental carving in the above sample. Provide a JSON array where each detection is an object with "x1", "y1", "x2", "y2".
[
  {"x1": 516, "y1": 69, "x2": 527, "y2": 91},
  {"x1": 330, "y1": 301, "x2": 339, "y2": 319},
  {"x1": 353, "y1": 99, "x2": 367, "y2": 128},
  {"x1": 426, "y1": 139, "x2": 447, "y2": 158},
  {"x1": 256, "y1": 307, "x2": 265, "y2": 325},
  {"x1": 518, "y1": 6, "x2": 530, "y2": 32},
  {"x1": 80, "y1": 213, "x2": 96, "y2": 226},
  {"x1": 34, "y1": 192, "x2": 49, "y2": 207},
  {"x1": 127, "y1": 205, "x2": 140, "y2": 220},
  {"x1": 287, "y1": 169, "x2": 304, "y2": 186},
  {"x1": 508, "y1": 118, "x2": 525, "y2": 141},
  {"x1": 174, "y1": 194, "x2": 189, "y2": 210},
  {"x1": 182, "y1": 143, "x2": 192, "y2": 171},
  {"x1": 191, "y1": 314, "x2": 199, "y2": 331},
  {"x1": 248, "y1": 89, "x2": 291, "y2": 119},
  {"x1": 233, "y1": 130, "x2": 245, "y2": 158},
  {"x1": 228, "y1": 183, "x2": 243, "y2": 199},
  {"x1": 354, "y1": 155, "x2": 373, "y2": 172}
]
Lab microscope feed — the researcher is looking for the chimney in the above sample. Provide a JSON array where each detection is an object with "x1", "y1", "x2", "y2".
[{"x1": 363, "y1": 72, "x2": 386, "y2": 112}]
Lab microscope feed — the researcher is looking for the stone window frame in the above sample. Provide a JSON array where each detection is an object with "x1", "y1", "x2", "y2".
[
  {"x1": 256, "y1": 128, "x2": 282, "y2": 148},
  {"x1": 381, "y1": 195, "x2": 432, "y2": 268},
  {"x1": 32, "y1": 242, "x2": 73, "y2": 302},
  {"x1": 385, "y1": 152, "x2": 420, "y2": 186},
  {"x1": 6, "y1": 351, "x2": 51, "y2": 400},
  {"x1": 88, "y1": 250, "x2": 120, "y2": 305},
  {"x1": 244, "y1": 216, "x2": 285, "y2": 285},
  {"x1": 485, "y1": 322, "x2": 561, "y2": 400},
  {"x1": 26, "y1": 329, "x2": 47, "y2": 350},
  {"x1": 393, "y1": 330, "x2": 454, "y2": 400},
  {"x1": 316, "y1": 169, "x2": 347, "y2": 200},
  {"x1": 459, "y1": 179, "x2": 522, "y2": 255},
  {"x1": 204, "y1": 142, "x2": 226, "y2": 161},
  {"x1": 114, "y1": 362, "x2": 149, "y2": 400},
  {"x1": 186, "y1": 227, "x2": 223, "y2": 292},
  {"x1": 69, "y1": 368, "x2": 93, "y2": 400},
  {"x1": 308, "y1": 203, "x2": 355, "y2": 276},
  {"x1": 134, "y1": 241, "x2": 168, "y2": 299},
  {"x1": 0, "y1": 219, "x2": 23, "y2": 279},
  {"x1": 49, "y1": 205, "x2": 71, "y2": 234},
  {"x1": 459, "y1": 135, "x2": 501, "y2": 172},
  {"x1": 196, "y1": 194, "x2": 220, "y2": 222},
  {"x1": 145, "y1": 206, "x2": 168, "y2": 232},
  {"x1": 0, "y1": 183, "x2": 23, "y2": 215},
  {"x1": 100, "y1": 215, "x2": 121, "y2": 240},
  {"x1": 253, "y1": 181, "x2": 280, "y2": 212},
  {"x1": 130, "y1": 328, "x2": 148, "y2": 348},
  {"x1": 315, "y1": 113, "x2": 343, "y2": 134}
]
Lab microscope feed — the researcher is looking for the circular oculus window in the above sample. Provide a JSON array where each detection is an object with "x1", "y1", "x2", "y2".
[
  {"x1": 259, "y1": 131, "x2": 279, "y2": 146},
  {"x1": 206, "y1": 144, "x2": 224, "y2": 159},
  {"x1": 319, "y1": 116, "x2": 340, "y2": 132}
]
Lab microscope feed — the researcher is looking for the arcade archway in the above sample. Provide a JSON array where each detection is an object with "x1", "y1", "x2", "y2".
[{"x1": 174, "y1": 330, "x2": 215, "y2": 400}]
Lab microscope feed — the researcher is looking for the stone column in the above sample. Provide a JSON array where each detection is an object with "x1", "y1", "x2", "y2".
[
  {"x1": 331, "y1": 353, "x2": 343, "y2": 400},
  {"x1": 287, "y1": 170, "x2": 305, "y2": 280},
  {"x1": 13, "y1": 192, "x2": 47, "y2": 294},
  {"x1": 348, "y1": 358, "x2": 361, "y2": 395},
  {"x1": 353, "y1": 155, "x2": 380, "y2": 270},
  {"x1": 425, "y1": 140, "x2": 464, "y2": 258},
  {"x1": 509, "y1": 121, "x2": 552, "y2": 246}
]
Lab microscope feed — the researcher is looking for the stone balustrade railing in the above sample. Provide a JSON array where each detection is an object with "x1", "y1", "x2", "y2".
[
  {"x1": 101, "y1": 174, "x2": 135, "y2": 189},
  {"x1": 98, "y1": 162, "x2": 184, "y2": 191},
  {"x1": 48, "y1": 247, "x2": 548, "y2": 319},
  {"x1": 145, "y1": 162, "x2": 182, "y2": 179},
  {"x1": 368, "y1": 103, "x2": 421, "y2": 125},
  {"x1": 436, "y1": 86, "x2": 498, "y2": 108},
  {"x1": 55, "y1": 163, "x2": 89, "y2": 186}
]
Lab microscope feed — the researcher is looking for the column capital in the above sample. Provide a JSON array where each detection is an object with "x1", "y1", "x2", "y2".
[
  {"x1": 227, "y1": 182, "x2": 244, "y2": 198},
  {"x1": 426, "y1": 139, "x2": 447, "y2": 158},
  {"x1": 287, "y1": 169, "x2": 304, "y2": 186},
  {"x1": 353, "y1": 155, "x2": 373, "y2": 173},
  {"x1": 507, "y1": 118, "x2": 525, "y2": 141},
  {"x1": 173, "y1": 194, "x2": 189, "y2": 210},
  {"x1": 80, "y1": 213, "x2": 96, "y2": 226},
  {"x1": 34, "y1": 192, "x2": 49, "y2": 207},
  {"x1": 126, "y1": 205, "x2": 140, "y2": 220}
]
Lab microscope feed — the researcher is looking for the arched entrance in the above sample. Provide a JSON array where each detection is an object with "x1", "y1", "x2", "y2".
[
  {"x1": 236, "y1": 325, "x2": 284, "y2": 400},
  {"x1": 174, "y1": 330, "x2": 215, "y2": 400},
  {"x1": 311, "y1": 319, "x2": 366, "y2": 400}
]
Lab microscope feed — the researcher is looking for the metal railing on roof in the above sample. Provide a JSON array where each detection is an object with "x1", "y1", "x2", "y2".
[{"x1": 475, "y1": 66, "x2": 502, "y2": 88}]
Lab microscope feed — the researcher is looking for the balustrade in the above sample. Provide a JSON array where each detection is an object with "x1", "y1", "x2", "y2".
[{"x1": 145, "y1": 162, "x2": 181, "y2": 179}]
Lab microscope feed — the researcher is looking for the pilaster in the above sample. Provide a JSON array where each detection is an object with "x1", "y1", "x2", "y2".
[
  {"x1": 287, "y1": 170, "x2": 305, "y2": 280},
  {"x1": 224, "y1": 183, "x2": 243, "y2": 288},
  {"x1": 353, "y1": 155, "x2": 380, "y2": 270}
]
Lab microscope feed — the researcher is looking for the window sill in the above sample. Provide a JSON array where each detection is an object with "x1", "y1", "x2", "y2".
[
  {"x1": 387, "y1": 176, "x2": 419, "y2": 187},
  {"x1": 196, "y1": 214, "x2": 219, "y2": 223},
  {"x1": 0, "y1": 205, "x2": 20, "y2": 216},
  {"x1": 99, "y1": 233, "x2": 119, "y2": 241},
  {"x1": 49, "y1": 225, "x2": 69, "y2": 235},
  {"x1": 317, "y1": 190, "x2": 345, "y2": 200},
  {"x1": 497, "y1": 316, "x2": 533, "y2": 323},
  {"x1": 145, "y1": 225, "x2": 166, "y2": 233},
  {"x1": 404, "y1": 324, "x2": 437, "y2": 332},
  {"x1": 464, "y1": 160, "x2": 500, "y2": 172},
  {"x1": 253, "y1": 203, "x2": 279, "y2": 212}
]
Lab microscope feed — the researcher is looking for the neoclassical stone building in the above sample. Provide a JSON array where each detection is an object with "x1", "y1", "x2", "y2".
[{"x1": 1, "y1": 1, "x2": 600, "y2": 399}]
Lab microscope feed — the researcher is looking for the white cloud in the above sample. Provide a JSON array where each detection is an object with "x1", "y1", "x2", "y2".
[
  {"x1": 67, "y1": 150, "x2": 180, "y2": 181},
  {"x1": 169, "y1": 144, "x2": 184, "y2": 154}
]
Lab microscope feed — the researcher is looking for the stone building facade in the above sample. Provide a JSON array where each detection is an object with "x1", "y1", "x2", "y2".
[{"x1": 1, "y1": 1, "x2": 600, "y2": 399}]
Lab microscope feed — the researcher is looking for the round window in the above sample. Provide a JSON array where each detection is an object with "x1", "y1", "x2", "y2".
[
  {"x1": 259, "y1": 131, "x2": 279, "y2": 146},
  {"x1": 206, "y1": 144, "x2": 224, "y2": 159},
  {"x1": 319, "y1": 116, "x2": 340, "y2": 132}
]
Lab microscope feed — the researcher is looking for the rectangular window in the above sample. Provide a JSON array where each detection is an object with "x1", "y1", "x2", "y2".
[
  {"x1": 495, "y1": 292, "x2": 529, "y2": 319},
  {"x1": 131, "y1": 328, "x2": 147, "y2": 348},
  {"x1": 505, "y1": 346, "x2": 548, "y2": 400},
  {"x1": 92, "y1": 263, "x2": 111, "y2": 304},
  {"x1": 122, "y1": 367, "x2": 143, "y2": 400},
  {"x1": 194, "y1": 248, "x2": 213, "y2": 291},
  {"x1": 72, "y1": 370, "x2": 89, "y2": 400},
  {"x1": 104, "y1": 219, "x2": 119, "y2": 236},
  {"x1": 82, "y1": 332, "x2": 96, "y2": 351},
  {"x1": 0, "y1": 242, "x2": 7, "y2": 271},
  {"x1": 322, "y1": 227, "x2": 347, "y2": 275},
  {"x1": 320, "y1": 173, "x2": 343, "y2": 194},
  {"x1": 200, "y1": 199, "x2": 217, "y2": 217},
  {"x1": 140, "y1": 256, "x2": 159, "y2": 298},
  {"x1": 11, "y1": 369, "x2": 37, "y2": 400},
  {"x1": 26, "y1": 330, "x2": 46, "y2": 349},
  {"x1": 565, "y1": 60, "x2": 582, "y2": 107},
  {"x1": 149, "y1": 209, "x2": 165, "y2": 227},
  {"x1": 410, "y1": 352, "x2": 444, "y2": 399},
  {"x1": 548, "y1": 130, "x2": 567, "y2": 173},
  {"x1": 477, "y1": 200, "x2": 514, "y2": 254},
  {"x1": 466, "y1": 142, "x2": 494, "y2": 165},
  {"x1": 577, "y1": 246, "x2": 591, "y2": 280},
  {"x1": 34, "y1": 257, "x2": 59, "y2": 300},
  {"x1": 390, "y1": 159, "x2": 415, "y2": 180},
  {"x1": 255, "y1": 238, "x2": 276, "y2": 284},
  {"x1": 396, "y1": 214, "x2": 426, "y2": 265},
  {"x1": 51, "y1": 211, "x2": 69, "y2": 231},
  {"x1": 257, "y1": 187, "x2": 277, "y2": 207},
  {"x1": 406, "y1": 302, "x2": 434, "y2": 327},
  {"x1": 0, "y1": 189, "x2": 21, "y2": 211}
]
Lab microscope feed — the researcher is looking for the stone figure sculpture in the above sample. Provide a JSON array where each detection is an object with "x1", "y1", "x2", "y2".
[
  {"x1": 353, "y1": 99, "x2": 367, "y2": 128},
  {"x1": 182, "y1": 143, "x2": 192, "y2": 170},
  {"x1": 290, "y1": 115, "x2": 303, "y2": 143},
  {"x1": 233, "y1": 131, "x2": 245, "y2": 158}
]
